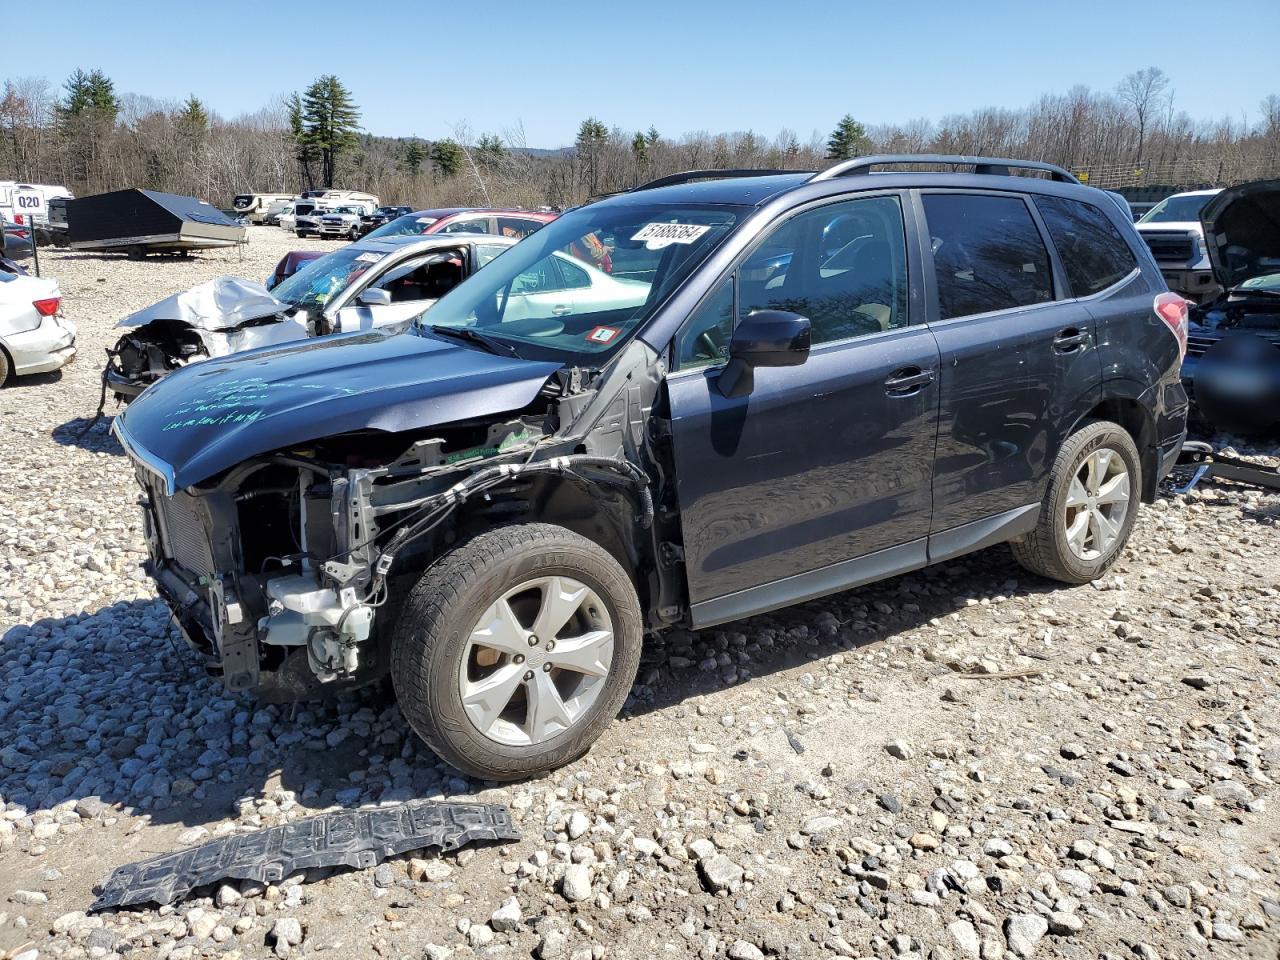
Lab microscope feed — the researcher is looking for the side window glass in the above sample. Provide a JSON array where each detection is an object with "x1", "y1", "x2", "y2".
[
  {"x1": 554, "y1": 255, "x2": 591, "y2": 290},
  {"x1": 441, "y1": 217, "x2": 489, "y2": 235},
  {"x1": 740, "y1": 195, "x2": 909, "y2": 345},
  {"x1": 922, "y1": 194, "x2": 1054, "y2": 319},
  {"x1": 475, "y1": 244, "x2": 509, "y2": 268},
  {"x1": 675, "y1": 275, "x2": 734, "y2": 369},
  {"x1": 511, "y1": 260, "x2": 561, "y2": 294},
  {"x1": 498, "y1": 216, "x2": 544, "y2": 238},
  {"x1": 1034, "y1": 195, "x2": 1139, "y2": 296},
  {"x1": 373, "y1": 254, "x2": 463, "y2": 302}
]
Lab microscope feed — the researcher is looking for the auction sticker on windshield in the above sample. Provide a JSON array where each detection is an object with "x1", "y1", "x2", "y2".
[
  {"x1": 355, "y1": 252, "x2": 385, "y2": 264},
  {"x1": 632, "y1": 222, "x2": 711, "y2": 249},
  {"x1": 586, "y1": 326, "x2": 621, "y2": 344}
]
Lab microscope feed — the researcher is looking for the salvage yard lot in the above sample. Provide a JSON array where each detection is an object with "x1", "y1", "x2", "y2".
[{"x1": 1, "y1": 228, "x2": 1279, "y2": 958}]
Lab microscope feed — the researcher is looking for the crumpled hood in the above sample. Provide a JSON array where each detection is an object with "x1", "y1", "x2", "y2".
[
  {"x1": 117, "y1": 276, "x2": 288, "y2": 332},
  {"x1": 114, "y1": 329, "x2": 562, "y2": 491},
  {"x1": 1200, "y1": 179, "x2": 1280, "y2": 289}
]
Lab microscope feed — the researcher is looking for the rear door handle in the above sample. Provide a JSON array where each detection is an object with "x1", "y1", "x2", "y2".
[
  {"x1": 1053, "y1": 327, "x2": 1090, "y2": 353},
  {"x1": 552, "y1": 304, "x2": 571, "y2": 316},
  {"x1": 884, "y1": 366, "x2": 936, "y2": 396}
]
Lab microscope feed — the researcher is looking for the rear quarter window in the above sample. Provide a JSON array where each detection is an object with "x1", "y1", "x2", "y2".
[{"x1": 1034, "y1": 195, "x2": 1139, "y2": 296}]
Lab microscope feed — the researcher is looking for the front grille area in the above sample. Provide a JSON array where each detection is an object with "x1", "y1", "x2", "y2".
[
  {"x1": 154, "y1": 491, "x2": 214, "y2": 580},
  {"x1": 1142, "y1": 231, "x2": 1195, "y2": 263}
]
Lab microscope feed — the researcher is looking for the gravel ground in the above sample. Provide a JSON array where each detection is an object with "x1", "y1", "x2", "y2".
[{"x1": 1, "y1": 228, "x2": 1279, "y2": 960}]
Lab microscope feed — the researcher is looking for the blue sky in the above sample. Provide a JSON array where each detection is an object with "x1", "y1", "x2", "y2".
[{"x1": 6, "y1": 0, "x2": 1275, "y2": 146}]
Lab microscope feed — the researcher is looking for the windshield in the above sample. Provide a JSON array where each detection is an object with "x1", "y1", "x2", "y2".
[
  {"x1": 271, "y1": 246, "x2": 385, "y2": 312},
  {"x1": 417, "y1": 202, "x2": 747, "y2": 361},
  {"x1": 1139, "y1": 193, "x2": 1215, "y2": 224},
  {"x1": 366, "y1": 213, "x2": 439, "y2": 240}
]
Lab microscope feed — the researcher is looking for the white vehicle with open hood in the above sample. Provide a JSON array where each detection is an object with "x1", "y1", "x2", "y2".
[{"x1": 103, "y1": 233, "x2": 529, "y2": 400}]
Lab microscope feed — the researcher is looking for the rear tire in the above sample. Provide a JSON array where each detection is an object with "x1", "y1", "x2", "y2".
[
  {"x1": 0, "y1": 348, "x2": 11, "y2": 388},
  {"x1": 1010, "y1": 420, "x2": 1141, "y2": 584},
  {"x1": 392, "y1": 523, "x2": 642, "y2": 781}
]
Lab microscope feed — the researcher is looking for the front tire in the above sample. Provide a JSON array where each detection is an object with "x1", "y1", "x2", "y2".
[
  {"x1": 392, "y1": 523, "x2": 642, "y2": 781},
  {"x1": 1010, "y1": 420, "x2": 1141, "y2": 584}
]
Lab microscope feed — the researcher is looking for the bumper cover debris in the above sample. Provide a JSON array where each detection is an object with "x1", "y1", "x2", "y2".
[{"x1": 90, "y1": 800, "x2": 520, "y2": 911}]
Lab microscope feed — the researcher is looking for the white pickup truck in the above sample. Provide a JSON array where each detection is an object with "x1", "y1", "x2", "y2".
[
  {"x1": 1135, "y1": 189, "x2": 1222, "y2": 301},
  {"x1": 316, "y1": 205, "x2": 370, "y2": 241}
]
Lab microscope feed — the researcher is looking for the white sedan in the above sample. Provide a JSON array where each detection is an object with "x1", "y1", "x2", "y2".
[
  {"x1": 0, "y1": 268, "x2": 76, "y2": 385},
  {"x1": 500, "y1": 251, "x2": 650, "y2": 323}
]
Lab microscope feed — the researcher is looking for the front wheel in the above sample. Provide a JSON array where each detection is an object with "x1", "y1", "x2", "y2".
[
  {"x1": 391, "y1": 523, "x2": 642, "y2": 781},
  {"x1": 1010, "y1": 420, "x2": 1141, "y2": 584}
]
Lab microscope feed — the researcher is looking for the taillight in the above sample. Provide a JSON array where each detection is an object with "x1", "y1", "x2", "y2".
[
  {"x1": 33, "y1": 297, "x2": 60, "y2": 317},
  {"x1": 1154, "y1": 291, "x2": 1188, "y2": 361}
]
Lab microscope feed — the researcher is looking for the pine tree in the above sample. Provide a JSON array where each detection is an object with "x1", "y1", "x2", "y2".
[
  {"x1": 476, "y1": 134, "x2": 505, "y2": 166},
  {"x1": 402, "y1": 138, "x2": 426, "y2": 174},
  {"x1": 575, "y1": 117, "x2": 608, "y2": 195},
  {"x1": 177, "y1": 95, "x2": 209, "y2": 139},
  {"x1": 287, "y1": 92, "x2": 317, "y2": 188},
  {"x1": 645, "y1": 125, "x2": 660, "y2": 146},
  {"x1": 60, "y1": 69, "x2": 118, "y2": 121},
  {"x1": 430, "y1": 139, "x2": 464, "y2": 177},
  {"x1": 298, "y1": 75, "x2": 361, "y2": 187},
  {"x1": 825, "y1": 115, "x2": 867, "y2": 161}
]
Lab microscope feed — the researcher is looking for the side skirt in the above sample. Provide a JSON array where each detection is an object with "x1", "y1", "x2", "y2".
[{"x1": 688, "y1": 503, "x2": 1040, "y2": 629}]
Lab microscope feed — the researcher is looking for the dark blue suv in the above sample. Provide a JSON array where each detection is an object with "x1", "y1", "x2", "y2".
[{"x1": 113, "y1": 155, "x2": 1189, "y2": 780}]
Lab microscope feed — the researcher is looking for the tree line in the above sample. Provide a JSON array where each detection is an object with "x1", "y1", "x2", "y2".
[{"x1": 2, "y1": 68, "x2": 1277, "y2": 213}]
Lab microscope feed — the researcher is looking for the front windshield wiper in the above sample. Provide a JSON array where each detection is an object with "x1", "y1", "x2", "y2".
[{"x1": 425, "y1": 324, "x2": 522, "y2": 358}]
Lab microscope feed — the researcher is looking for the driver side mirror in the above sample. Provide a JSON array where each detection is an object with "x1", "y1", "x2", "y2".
[
  {"x1": 717, "y1": 310, "x2": 811, "y2": 398},
  {"x1": 358, "y1": 288, "x2": 391, "y2": 307}
]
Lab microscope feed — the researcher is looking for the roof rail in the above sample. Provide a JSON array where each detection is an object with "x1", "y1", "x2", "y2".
[
  {"x1": 632, "y1": 168, "x2": 812, "y2": 192},
  {"x1": 811, "y1": 154, "x2": 1080, "y2": 184}
]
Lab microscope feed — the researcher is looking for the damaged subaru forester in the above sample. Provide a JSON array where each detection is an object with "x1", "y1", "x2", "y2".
[{"x1": 114, "y1": 156, "x2": 1189, "y2": 780}]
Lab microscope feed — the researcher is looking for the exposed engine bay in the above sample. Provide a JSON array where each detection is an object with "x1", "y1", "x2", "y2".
[
  {"x1": 117, "y1": 342, "x2": 681, "y2": 700},
  {"x1": 106, "y1": 277, "x2": 309, "y2": 400}
]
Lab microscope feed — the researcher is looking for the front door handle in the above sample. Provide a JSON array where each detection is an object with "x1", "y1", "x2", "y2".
[
  {"x1": 884, "y1": 366, "x2": 936, "y2": 396},
  {"x1": 552, "y1": 304, "x2": 571, "y2": 316},
  {"x1": 1053, "y1": 327, "x2": 1090, "y2": 353}
]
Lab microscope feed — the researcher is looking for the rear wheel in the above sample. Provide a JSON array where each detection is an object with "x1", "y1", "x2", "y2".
[
  {"x1": 1010, "y1": 420, "x2": 1141, "y2": 584},
  {"x1": 391, "y1": 523, "x2": 642, "y2": 781},
  {"x1": 0, "y1": 348, "x2": 10, "y2": 388}
]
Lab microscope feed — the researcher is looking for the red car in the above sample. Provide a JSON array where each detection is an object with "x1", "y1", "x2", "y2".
[
  {"x1": 364, "y1": 208, "x2": 557, "y2": 243},
  {"x1": 266, "y1": 250, "x2": 324, "y2": 290}
]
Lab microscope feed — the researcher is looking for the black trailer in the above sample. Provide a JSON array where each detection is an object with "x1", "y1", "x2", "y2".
[{"x1": 68, "y1": 189, "x2": 247, "y2": 258}]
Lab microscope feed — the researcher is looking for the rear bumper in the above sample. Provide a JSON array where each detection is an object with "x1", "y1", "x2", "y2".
[{"x1": 3, "y1": 315, "x2": 77, "y2": 375}]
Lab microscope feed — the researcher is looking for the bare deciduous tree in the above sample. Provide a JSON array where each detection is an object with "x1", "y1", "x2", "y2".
[{"x1": 1117, "y1": 67, "x2": 1171, "y2": 162}]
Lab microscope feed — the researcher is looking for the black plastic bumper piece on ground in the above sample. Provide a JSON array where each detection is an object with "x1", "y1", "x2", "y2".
[
  {"x1": 90, "y1": 800, "x2": 521, "y2": 911},
  {"x1": 1169, "y1": 441, "x2": 1280, "y2": 494}
]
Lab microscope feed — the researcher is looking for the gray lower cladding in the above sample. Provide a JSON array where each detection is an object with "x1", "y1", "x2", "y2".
[
  {"x1": 90, "y1": 801, "x2": 521, "y2": 911},
  {"x1": 691, "y1": 503, "x2": 1040, "y2": 629}
]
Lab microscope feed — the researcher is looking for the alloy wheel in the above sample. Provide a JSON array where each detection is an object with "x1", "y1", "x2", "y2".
[
  {"x1": 1063, "y1": 447, "x2": 1131, "y2": 561},
  {"x1": 457, "y1": 576, "x2": 614, "y2": 747}
]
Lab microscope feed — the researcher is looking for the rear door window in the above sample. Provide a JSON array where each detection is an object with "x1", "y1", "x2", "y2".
[
  {"x1": 440, "y1": 216, "x2": 491, "y2": 235},
  {"x1": 922, "y1": 194, "x2": 1054, "y2": 319},
  {"x1": 1034, "y1": 195, "x2": 1139, "y2": 296},
  {"x1": 497, "y1": 216, "x2": 546, "y2": 239}
]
